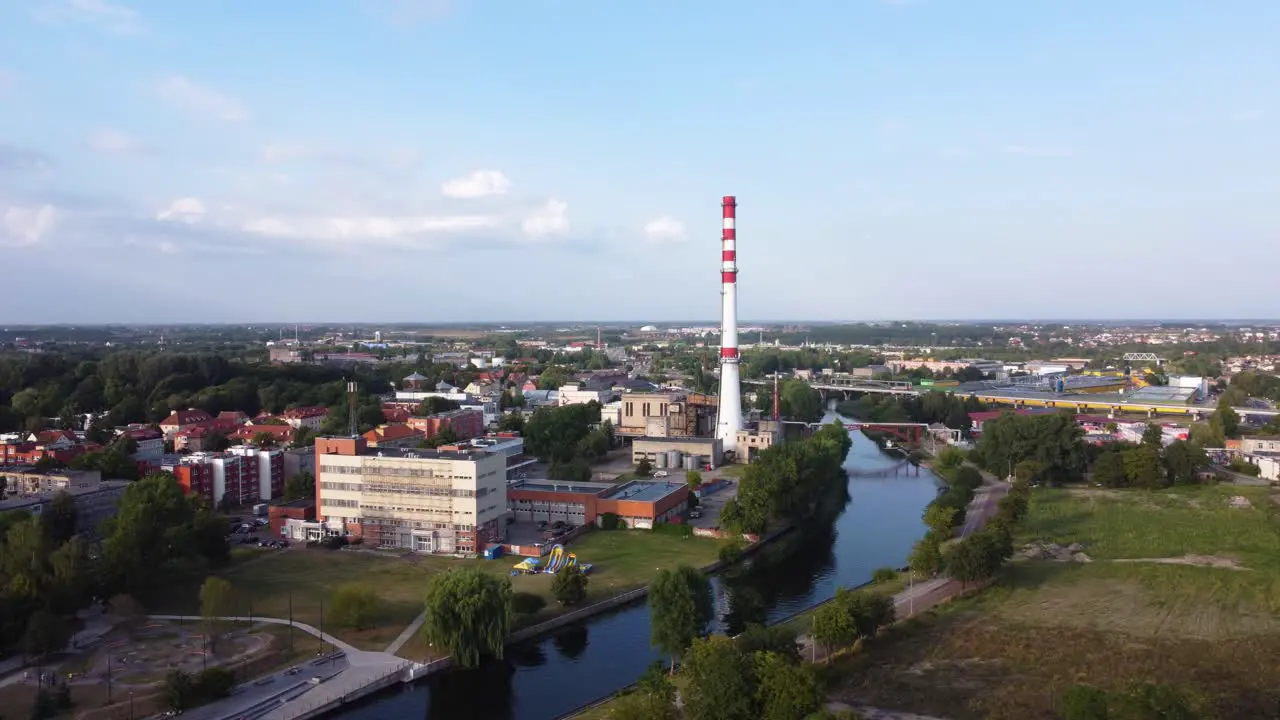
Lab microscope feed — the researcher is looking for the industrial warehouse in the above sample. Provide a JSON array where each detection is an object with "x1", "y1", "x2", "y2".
[{"x1": 506, "y1": 477, "x2": 691, "y2": 529}]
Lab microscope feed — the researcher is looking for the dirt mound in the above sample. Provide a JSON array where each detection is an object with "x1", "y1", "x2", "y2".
[{"x1": 1018, "y1": 541, "x2": 1090, "y2": 563}]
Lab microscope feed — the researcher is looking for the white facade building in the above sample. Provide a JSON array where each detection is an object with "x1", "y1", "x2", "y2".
[{"x1": 315, "y1": 439, "x2": 507, "y2": 555}]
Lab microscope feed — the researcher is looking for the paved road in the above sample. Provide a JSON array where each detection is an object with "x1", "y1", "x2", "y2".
[{"x1": 960, "y1": 482, "x2": 1009, "y2": 537}]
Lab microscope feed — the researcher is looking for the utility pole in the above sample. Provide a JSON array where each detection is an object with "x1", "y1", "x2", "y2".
[
  {"x1": 288, "y1": 590, "x2": 294, "y2": 654},
  {"x1": 106, "y1": 654, "x2": 113, "y2": 704},
  {"x1": 319, "y1": 596, "x2": 326, "y2": 659}
]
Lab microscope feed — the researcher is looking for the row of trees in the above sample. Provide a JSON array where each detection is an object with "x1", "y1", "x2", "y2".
[
  {"x1": 809, "y1": 587, "x2": 895, "y2": 660},
  {"x1": 751, "y1": 380, "x2": 825, "y2": 423},
  {"x1": 1090, "y1": 429, "x2": 1209, "y2": 489},
  {"x1": 909, "y1": 464, "x2": 1032, "y2": 586},
  {"x1": 839, "y1": 391, "x2": 986, "y2": 432},
  {"x1": 720, "y1": 421, "x2": 852, "y2": 534},
  {"x1": 521, "y1": 402, "x2": 615, "y2": 482}
]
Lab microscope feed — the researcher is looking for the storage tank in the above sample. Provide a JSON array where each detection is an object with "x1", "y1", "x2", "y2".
[
  {"x1": 667, "y1": 450, "x2": 683, "y2": 468},
  {"x1": 654, "y1": 452, "x2": 668, "y2": 469},
  {"x1": 683, "y1": 454, "x2": 699, "y2": 471}
]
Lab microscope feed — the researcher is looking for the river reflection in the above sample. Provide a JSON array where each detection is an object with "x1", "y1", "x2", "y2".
[{"x1": 340, "y1": 426, "x2": 939, "y2": 720}]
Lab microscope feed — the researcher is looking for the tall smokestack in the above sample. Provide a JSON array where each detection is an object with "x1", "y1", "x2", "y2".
[
  {"x1": 715, "y1": 195, "x2": 743, "y2": 456},
  {"x1": 772, "y1": 373, "x2": 780, "y2": 421}
]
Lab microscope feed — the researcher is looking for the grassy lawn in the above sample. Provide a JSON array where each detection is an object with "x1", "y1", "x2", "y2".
[
  {"x1": 152, "y1": 530, "x2": 726, "y2": 656},
  {"x1": 825, "y1": 484, "x2": 1280, "y2": 720}
]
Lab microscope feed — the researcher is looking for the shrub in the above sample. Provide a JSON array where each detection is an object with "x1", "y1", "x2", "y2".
[
  {"x1": 511, "y1": 591, "x2": 546, "y2": 616},
  {"x1": 551, "y1": 566, "x2": 588, "y2": 606},
  {"x1": 718, "y1": 540, "x2": 745, "y2": 565},
  {"x1": 651, "y1": 522, "x2": 694, "y2": 538},
  {"x1": 871, "y1": 566, "x2": 898, "y2": 584},
  {"x1": 598, "y1": 512, "x2": 621, "y2": 530}
]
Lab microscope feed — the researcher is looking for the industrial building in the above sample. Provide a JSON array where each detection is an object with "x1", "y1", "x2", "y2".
[
  {"x1": 507, "y1": 478, "x2": 690, "y2": 529},
  {"x1": 0, "y1": 466, "x2": 128, "y2": 538},
  {"x1": 313, "y1": 436, "x2": 507, "y2": 555},
  {"x1": 617, "y1": 390, "x2": 717, "y2": 438},
  {"x1": 631, "y1": 436, "x2": 723, "y2": 469}
]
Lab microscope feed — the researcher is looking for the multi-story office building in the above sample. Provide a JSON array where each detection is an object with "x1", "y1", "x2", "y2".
[{"x1": 314, "y1": 436, "x2": 506, "y2": 555}]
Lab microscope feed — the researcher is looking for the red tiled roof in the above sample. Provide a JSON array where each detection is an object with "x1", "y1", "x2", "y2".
[
  {"x1": 232, "y1": 425, "x2": 293, "y2": 441},
  {"x1": 282, "y1": 406, "x2": 328, "y2": 419},
  {"x1": 161, "y1": 409, "x2": 214, "y2": 427},
  {"x1": 363, "y1": 423, "x2": 422, "y2": 443}
]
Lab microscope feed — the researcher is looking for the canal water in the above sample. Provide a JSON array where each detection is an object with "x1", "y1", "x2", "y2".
[{"x1": 338, "y1": 418, "x2": 940, "y2": 720}]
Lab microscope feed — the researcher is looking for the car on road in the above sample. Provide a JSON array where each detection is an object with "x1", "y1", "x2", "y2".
[
  {"x1": 308, "y1": 676, "x2": 323, "y2": 685},
  {"x1": 654, "y1": 470, "x2": 668, "y2": 478},
  {"x1": 285, "y1": 666, "x2": 301, "y2": 675}
]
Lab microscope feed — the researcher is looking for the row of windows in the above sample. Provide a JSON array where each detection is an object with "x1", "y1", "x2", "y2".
[
  {"x1": 322, "y1": 498, "x2": 360, "y2": 508},
  {"x1": 364, "y1": 484, "x2": 473, "y2": 497},
  {"x1": 321, "y1": 464, "x2": 459, "y2": 480},
  {"x1": 319, "y1": 481, "x2": 361, "y2": 492},
  {"x1": 363, "y1": 504, "x2": 452, "y2": 515}
]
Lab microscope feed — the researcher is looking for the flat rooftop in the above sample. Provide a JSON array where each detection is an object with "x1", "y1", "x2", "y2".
[
  {"x1": 603, "y1": 480, "x2": 685, "y2": 503},
  {"x1": 511, "y1": 480, "x2": 616, "y2": 494},
  {"x1": 363, "y1": 447, "x2": 490, "y2": 461},
  {"x1": 633, "y1": 436, "x2": 718, "y2": 445}
]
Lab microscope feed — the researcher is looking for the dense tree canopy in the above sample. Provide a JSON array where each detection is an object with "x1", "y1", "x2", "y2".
[
  {"x1": 102, "y1": 473, "x2": 230, "y2": 596},
  {"x1": 973, "y1": 411, "x2": 1086, "y2": 483},
  {"x1": 719, "y1": 421, "x2": 851, "y2": 534}
]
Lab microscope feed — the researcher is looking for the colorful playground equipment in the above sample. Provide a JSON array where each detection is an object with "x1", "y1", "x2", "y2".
[{"x1": 511, "y1": 544, "x2": 593, "y2": 576}]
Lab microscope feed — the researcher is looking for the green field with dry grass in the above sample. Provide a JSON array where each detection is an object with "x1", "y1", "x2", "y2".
[
  {"x1": 151, "y1": 529, "x2": 725, "y2": 654},
  {"x1": 828, "y1": 484, "x2": 1280, "y2": 720}
]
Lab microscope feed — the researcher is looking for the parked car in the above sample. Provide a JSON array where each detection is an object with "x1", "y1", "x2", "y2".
[
  {"x1": 552, "y1": 520, "x2": 566, "y2": 530},
  {"x1": 654, "y1": 470, "x2": 668, "y2": 478}
]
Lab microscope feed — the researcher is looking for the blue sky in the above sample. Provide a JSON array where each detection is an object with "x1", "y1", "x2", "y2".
[{"x1": 1, "y1": 0, "x2": 1278, "y2": 323}]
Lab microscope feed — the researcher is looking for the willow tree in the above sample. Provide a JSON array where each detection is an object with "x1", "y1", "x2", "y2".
[{"x1": 421, "y1": 567, "x2": 512, "y2": 668}]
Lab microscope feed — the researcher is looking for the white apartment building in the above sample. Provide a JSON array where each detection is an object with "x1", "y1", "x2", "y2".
[
  {"x1": 314, "y1": 437, "x2": 507, "y2": 555},
  {"x1": 557, "y1": 383, "x2": 612, "y2": 407}
]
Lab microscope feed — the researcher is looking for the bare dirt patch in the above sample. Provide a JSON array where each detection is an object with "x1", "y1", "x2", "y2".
[
  {"x1": 830, "y1": 609, "x2": 1280, "y2": 720},
  {"x1": 1112, "y1": 554, "x2": 1248, "y2": 571}
]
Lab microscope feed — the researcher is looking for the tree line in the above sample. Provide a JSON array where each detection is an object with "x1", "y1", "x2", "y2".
[
  {"x1": 519, "y1": 402, "x2": 615, "y2": 483},
  {"x1": 838, "y1": 390, "x2": 986, "y2": 431}
]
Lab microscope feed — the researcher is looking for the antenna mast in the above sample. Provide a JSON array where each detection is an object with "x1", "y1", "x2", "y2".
[{"x1": 347, "y1": 381, "x2": 358, "y2": 437}]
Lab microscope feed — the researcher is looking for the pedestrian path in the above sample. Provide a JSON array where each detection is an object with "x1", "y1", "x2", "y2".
[{"x1": 384, "y1": 607, "x2": 427, "y2": 656}]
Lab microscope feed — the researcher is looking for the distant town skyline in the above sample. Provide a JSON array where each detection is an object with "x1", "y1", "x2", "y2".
[{"x1": 2, "y1": 1, "x2": 1279, "y2": 322}]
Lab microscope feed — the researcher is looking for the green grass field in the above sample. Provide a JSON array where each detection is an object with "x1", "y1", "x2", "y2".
[
  {"x1": 827, "y1": 484, "x2": 1280, "y2": 719},
  {"x1": 151, "y1": 529, "x2": 725, "y2": 654}
]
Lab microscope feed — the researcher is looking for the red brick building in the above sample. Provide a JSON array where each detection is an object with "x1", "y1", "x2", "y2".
[
  {"x1": 268, "y1": 499, "x2": 316, "y2": 538},
  {"x1": 507, "y1": 479, "x2": 690, "y2": 529},
  {"x1": 406, "y1": 408, "x2": 484, "y2": 441}
]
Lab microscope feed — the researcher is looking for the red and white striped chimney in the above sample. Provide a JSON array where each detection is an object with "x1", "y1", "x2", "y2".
[{"x1": 715, "y1": 195, "x2": 743, "y2": 455}]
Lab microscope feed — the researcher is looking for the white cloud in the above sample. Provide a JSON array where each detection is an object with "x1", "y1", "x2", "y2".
[
  {"x1": 1, "y1": 204, "x2": 58, "y2": 247},
  {"x1": 88, "y1": 129, "x2": 139, "y2": 154},
  {"x1": 33, "y1": 0, "x2": 146, "y2": 34},
  {"x1": 156, "y1": 197, "x2": 207, "y2": 223},
  {"x1": 643, "y1": 216, "x2": 686, "y2": 243},
  {"x1": 522, "y1": 199, "x2": 570, "y2": 238},
  {"x1": 441, "y1": 170, "x2": 512, "y2": 199},
  {"x1": 241, "y1": 213, "x2": 498, "y2": 246},
  {"x1": 156, "y1": 75, "x2": 248, "y2": 122}
]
